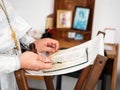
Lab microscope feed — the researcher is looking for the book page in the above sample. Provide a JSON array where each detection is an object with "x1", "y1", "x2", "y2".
[
  {"x1": 26, "y1": 34, "x2": 104, "y2": 76},
  {"x1": 43, "y1": 47, "x2": 88, "y2": 72}
]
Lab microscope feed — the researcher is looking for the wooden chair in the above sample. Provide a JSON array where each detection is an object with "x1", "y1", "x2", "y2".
[
  {"x1": 15, "y1": 70, "x2": 54, "y2": 90},
  {"x1": 15, "y1": 54, "x2": 107, "y2": 90},
  {"x1": 14, "y1": 69, "x2": 29, "y2": 90},
  {"x1": 74, "y1": 54, "x2": 107, "y2": 90},
  {"x1": 14, "y1": 43, "x2": 55, "y2": 90},
  {"x1": 15, "y1": 37, "x2": 107, "y2": 90},
  {"x1": 56, "y1": 54, "x2": 107, "y2": 90}
]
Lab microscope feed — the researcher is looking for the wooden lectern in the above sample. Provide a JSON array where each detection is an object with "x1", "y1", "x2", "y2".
[
  {"x1": 14, "y1": 43, "x2": 54, "y2": 90},
  {"x1": 74, "y1": 54, "x2": 107, "y2": 90},
  {"x1": 15, "y1": 54, "x2": 107, "y2": 90}
]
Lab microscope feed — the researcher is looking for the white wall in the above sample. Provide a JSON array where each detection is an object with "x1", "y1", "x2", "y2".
[
  {"x1": 92, "y1": 0, "x2": 120, "y2": 67},
  {"x1": 92, "y1": 0, "x2": 120, "y2": 89},
  {"x1": 11, "y1": 0, "x2": 120, "y2": 42},
  {"x1": 11, "y1": 0, "x2": 54, "y2": 35},
  {"x1": 11, "y1": 0, "x2": 120, "y2": 89},
  {"x1": 92, "y1": 0, "x2": 120, "y2": 40}
]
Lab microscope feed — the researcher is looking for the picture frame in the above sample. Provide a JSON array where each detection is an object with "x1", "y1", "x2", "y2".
[
  {"x1": 74, "y1": 33, "x2": 84, "y2": 40},
  {"x1": 57, "y1": 10, "x2": 72, "y2": 28},
  {"x1": 72, "y1": 7, "x2": 90, "y2": 31}
]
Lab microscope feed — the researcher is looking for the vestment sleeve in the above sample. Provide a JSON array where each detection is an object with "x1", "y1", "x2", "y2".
[
  {"x1": 4, "y1": 0, "x2": 32, "y2": 39},
  {"x1": 0, "y1": 55, "x2": 20, "y2": 74},
  {"x1": 20, "y1": 34, "x2": 36, "y2": 48},
  {"x1": 12, "y1": 15, "x2": 32, "y2": 39}
]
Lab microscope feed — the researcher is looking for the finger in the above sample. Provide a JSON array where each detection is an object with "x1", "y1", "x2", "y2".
[
  {"x1": 44, "y1": 57, "x2": 51, "y2": 63},
  {"x1": 52, "y1": 39, "x2": 59, "y2": 50},
  {"x1": 37, "y1": 61, "x2": 52, "y2": 69},
  {"x1": 42, "y1": 46, "x2": 56, "y2": 52},
  {"x1": 37, "y1": 52, "x2": 51, "y2": 63},
  {"x1": 43, "y1": 63, "x2": 52, "y2": 69},
  {"x1": 37, "y1": 54, "x2": 46, "y2": 62},
  {"x1": 48, "y1": 42, "x2": 59, "y2": 51}
]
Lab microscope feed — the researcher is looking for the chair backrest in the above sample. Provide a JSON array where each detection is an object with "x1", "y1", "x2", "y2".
[
  {"x1": 14, "y1": 43, "x2": 55, "y2": 90},
  {"x1": 15, "y1": 70, "x2": 55, "y2": 90},
  {"x1": 15, "y1": 55, "x2": 107, "y2": 90},
  {"x1": 15, "y1": 44, "x2": 107, "y2": 90},
  {"x1": 14, "y1": 69, "x2": 29, "y2": 90},
  {"x1": 74, "y1": 54, "x2": 107, "y2": 90}
]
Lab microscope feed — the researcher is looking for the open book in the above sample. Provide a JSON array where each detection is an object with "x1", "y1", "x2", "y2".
[
  {"x1": 43, "y1": 47, "x2": 88, "y2": 72},
  {"x1": 26, "y1": 34, "x2": 104, "y2": 76}
]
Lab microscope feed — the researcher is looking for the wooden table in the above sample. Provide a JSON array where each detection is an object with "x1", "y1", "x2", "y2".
[{"x1": 104, "y1": 43, "x2": 119, "y2": 90}]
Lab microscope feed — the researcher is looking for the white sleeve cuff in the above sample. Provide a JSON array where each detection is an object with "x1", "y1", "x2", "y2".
[{"x1": 20, "y1": 34, "x2": 35, "y2": 47}]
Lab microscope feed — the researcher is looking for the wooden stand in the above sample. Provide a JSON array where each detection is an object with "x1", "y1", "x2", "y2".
[
  {"x1": 74, "y1": 54, "x2": 107, "y2": 90},
  {"x1": 14, "y1": 69, "x2": 29, "y2": 90},
  {"x1": 15, "y1": 54, "x2": 107, "y2": 90},
  {"x1": 14, "y1": 43, "x2": 55, "y2": 90},
  {"x1": 51, "y1": 0, "x2": 95, "y2": 45},
  {"x1": 55, "y1": 54, "x2": 107, "y2": 90},
  {"x1": 104, "y1": 43, "x2": 119, "y2": 90}
]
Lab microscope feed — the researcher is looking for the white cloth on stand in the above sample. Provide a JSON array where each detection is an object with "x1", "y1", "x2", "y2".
[{"x1": 26, "y1": 34, "x2": 104, "y2": 76}]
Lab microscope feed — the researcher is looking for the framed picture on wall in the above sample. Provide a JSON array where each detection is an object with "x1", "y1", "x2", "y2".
[
  {"x1": 72, "y1": 7, "x2": 90, "y2": 31},
  {"x1": 57, "y1": 10, "x2": 72, "y2": 28}
]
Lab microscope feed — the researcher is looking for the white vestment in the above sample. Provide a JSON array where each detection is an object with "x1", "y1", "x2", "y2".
[{"x1": 0, "y1": 0, "x2": 35, "y2": 90}]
